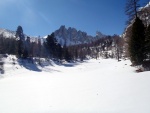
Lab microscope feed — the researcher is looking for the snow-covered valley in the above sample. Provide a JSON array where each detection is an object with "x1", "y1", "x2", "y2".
[{"x1": 0, "y1": 58, "x2": 150, "y2": 113}]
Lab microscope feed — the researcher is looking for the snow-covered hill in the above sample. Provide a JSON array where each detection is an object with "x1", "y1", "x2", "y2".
[
  {"x1": 0, "y1": 28, "x2": 16, "y2": 38},
  {"x1": 0, "y1": 58, "x2": 150, "y2": 113}
]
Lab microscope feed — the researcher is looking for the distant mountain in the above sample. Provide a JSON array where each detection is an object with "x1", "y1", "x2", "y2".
[
  {"x1": 0, "y1": 26, "x2": 106, "y2": 46},
  {"x1": 54, "y1": 25, "x2": 106, "y2": 46},
  {"x1": 0, "y1": 28, "x2": 45, "y2": 43},
  {"x1": 0, "y1": 28, "x2": 16, "y2": 38}
]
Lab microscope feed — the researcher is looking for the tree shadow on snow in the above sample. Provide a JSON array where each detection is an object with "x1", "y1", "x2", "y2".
[
  {"x1": 61, "y1": 61, "x2": 84, "y2": 67},
  {"x1": 62, "y1": 63, "x2": 74, "y2": 67},
  {"x1": 18, "y1": 59, "x2": 42, "y2": 72}
]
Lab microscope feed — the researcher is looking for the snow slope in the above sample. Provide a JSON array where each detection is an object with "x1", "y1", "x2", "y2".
[{"x1": 0, "y1": 59, "x2": 150, "y2": 113}]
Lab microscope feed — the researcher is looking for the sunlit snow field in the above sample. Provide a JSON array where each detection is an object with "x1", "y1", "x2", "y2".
[{"x1": 0, "y1": 59, "x2": 150, "y2": 113}]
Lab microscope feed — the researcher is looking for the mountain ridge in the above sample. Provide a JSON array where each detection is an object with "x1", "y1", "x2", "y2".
[
  {"x1": 0, "y1": 26, "x2": 106, "y2": 46},
  {"x1": 54, "y1": 25, "x2": 106, "y2": 46}
]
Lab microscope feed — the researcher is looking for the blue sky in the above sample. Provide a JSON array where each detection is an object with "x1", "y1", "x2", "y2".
[{"x1": 0, "y1": 0, "x2": 148, "y2": 37}]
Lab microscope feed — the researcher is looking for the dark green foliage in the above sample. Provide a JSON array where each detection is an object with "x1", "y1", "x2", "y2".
[
  {"x1": 45, "y1": 33, "x2": 56, "y2": 58},
  {"x1": 0, "y1": 35, "x2": 17, "y2": 55},
  {"x1": 16, "y1": 26, "x2": 25, "y2": 40},
  {"x1": 128, "y1": 17, "x2": 145, "y2": 65},
  {"x1": 37, "y1": 38, "x2": 42, "y2": 57},
  {"x1": 25, "y1": 36, "x2": 31, "y2": 57},
  {"x1": 57, "y1": 43, "x2": 62, "y2": 60},
  {"x1": 15, "y1": 26, "x2": 27, "y2": 58},
  {"x1": 145, "y1": 24, "x2": 150, "y2": 60},
  {"x1": 63, "y1": 45, "x2": 71, "y2": 61},
  {"x1": 16, "y1": 39, "x2": 23, "y2": 58},
  {"x1": 45, "y1": 33, "x2": 63, "y2": 60},
  {"x1": 7, "y1": 38, "x2": 17, "y2": 55},
  {"x1": 22, "y1": 49, "x2": 28, "y2": 59}
]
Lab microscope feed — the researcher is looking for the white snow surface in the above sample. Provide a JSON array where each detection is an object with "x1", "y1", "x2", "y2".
[{"x1": 0, "y1": 59, "x2": 150, "y2": 113}]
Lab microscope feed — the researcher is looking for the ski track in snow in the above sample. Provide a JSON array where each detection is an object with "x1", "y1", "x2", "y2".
[{"x1": 0, "y1": 59, "x2": 150, "y2": 113}]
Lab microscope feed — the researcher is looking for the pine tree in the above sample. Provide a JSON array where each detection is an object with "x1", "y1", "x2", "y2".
[
  {"x1": 15, "y1": 26, "x2": 25, "y2": 58},
  {"x1": 57, "y1": 43, "x2": 62, "y2": 60},
  {"x1": 62, "y1": 43, "x2": 71, "y2": 61},
  {"x1": 8, "y1": 38, "x2": 17, "y2": 55},
  {"x1": 64, "y1": 47, "x2": 71, "y2": 61},
  {"x1": 145, "y1": 24, "x2": 150, "y2": 60},
  {"x1": 26, "y1": 36, "x2": 31, "y2": 57},
  {"x1": 16, "y1": 26, "x2": 25, "y2": 41},
  {"x1": 128, "y1": 17, "x2": 145, "y2": 65},
  {"x1": 45, "y1": 33, "x2": 58, "y2": 58},
  {"x1": 38, "y1": 38, "x2": 42, "y2": 57},
  {"x1": 125, "y1": 0, "x2": 140, "y2": 25}
]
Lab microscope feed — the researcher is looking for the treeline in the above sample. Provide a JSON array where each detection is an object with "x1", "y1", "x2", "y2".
[
  {"x1": 0, "y1": 26, "x2": 125, "y2": 62},
  {"x1": 67, "y1": 35, "x2": 124, "y2": 61}
]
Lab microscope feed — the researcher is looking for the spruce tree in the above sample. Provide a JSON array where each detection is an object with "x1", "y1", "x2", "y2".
[
  {"x1": 16, "y1": 26, "x2": 25, "y2": 41},
  {"x1": 145, "y1": 24, "x2": 150, "y2": 60},
  {"x1": 64, "y1": 47, "x2": 71, "y2": 61},
  {"x1": 15, "y1": 26, "x2": 25, "y2": 58},
  {"x1": 62, "y1": 43, "x2": 71, "y2": 61},
  {"x1": 128, "y1": 17, "x2": 145, "y2": 65},
  {"x1": 46, "y1": 33, "x2": 58, "y2": 58},
  {"x1": 125, "y1": 0, "x2": 140, "y2": 25},
  {"x1": 57, "y1": 43, "x2": 62, "y2": 60}
]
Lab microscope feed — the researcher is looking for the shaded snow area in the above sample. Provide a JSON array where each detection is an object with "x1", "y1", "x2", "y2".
[{"x1": 0, "y1": 59, "x2": 150, "y2": 113}]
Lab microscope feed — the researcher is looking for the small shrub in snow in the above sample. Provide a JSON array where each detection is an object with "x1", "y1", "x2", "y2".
[{"x1": 136, "y1": 68, "x2": 144, "y2": 73}]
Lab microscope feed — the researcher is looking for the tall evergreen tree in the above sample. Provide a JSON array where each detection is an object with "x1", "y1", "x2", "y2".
[
  {"x1": 125, "y1": 0, "x2": 140, "y2": 24},
  {"x1": 38, "y1": 38, "x2": 42, "y2": 57},
  {"x1": 45, "y1": 33, "x2": 58, "y2": 58},
  {"x1": 62, "y1": 43, "x2": 71, "y2": 61},
  {"x1": 15, "y1": 26, "x2": 25, "y2": 58},
  {"x1": 16, "y1": 26, "x2": 25, "y2": 41},
  {"x1": 26, "y1": 36, "x2": 31, "y2": 57},
  {"x1": 16, "y1": 39, "x2": 23, "y2": 58},
  {"x1": 145, "y1": 24, "x2": 150, "y2": 60},
  {"x1": 57, "y1": 43, "x2": 62, "y2": 60},
  {"x1": 128, "y1": 17, "x2": 145, "y2": 65}
]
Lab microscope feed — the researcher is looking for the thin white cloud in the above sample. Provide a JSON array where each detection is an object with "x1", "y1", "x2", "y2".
[
  {"x1": 21, "y1": 7, "x2": 38, "y2": 25},
  {"x1": 38, "y1": 12, "x2": 52, "y2": 25},
  {"x1": 8, "y1": 0, "x2": 40, "y2": 27}
]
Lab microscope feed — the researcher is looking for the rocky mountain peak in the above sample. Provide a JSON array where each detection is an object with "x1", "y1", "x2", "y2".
[{"x1": 54, "y1": 25, "x2": 106, "y2": 46}]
